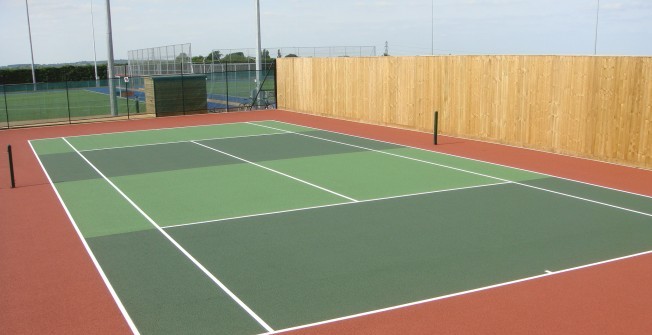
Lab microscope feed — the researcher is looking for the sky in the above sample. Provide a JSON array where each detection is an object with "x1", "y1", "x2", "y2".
[{"x1": 0, "y1": 0, "x2": 651, "y2": 66}]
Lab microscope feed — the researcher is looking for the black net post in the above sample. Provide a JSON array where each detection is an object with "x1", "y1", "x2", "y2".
[
  {"x1": 433, "y1": 111, "x2": 439, "y2": 145},
  {"x1": 8, "y1": 145, "x2": 15, "y2": 188}
]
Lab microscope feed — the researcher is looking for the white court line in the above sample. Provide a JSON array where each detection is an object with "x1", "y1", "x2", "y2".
[
  {"x1": 28, "y1": 141, "x2": 141, "y2": 335},
  {"x1": 78, "y1": 131, "x2": 287, "y2": 152},
  {"x1": 248, "y1": 122, "x2": 652, "y2": 218},
  {"x1": 61, "y1": 137, "x2": 274, "y2": 333},
  {"x1": 261, "y1": 248, "x2": 652, "y2": 335},
  {"x1": 32, "y1": 118, "x2": 268, "y2": 141},
  {"x1": 163, "y1": 182, "x2": 510, "y2": 230},
  {"x1": 263, "y1": 120, "x2": 652, "y2": 200},
  {"x1": 191, "y1": 141, "x2": 358, "y2": 202}
]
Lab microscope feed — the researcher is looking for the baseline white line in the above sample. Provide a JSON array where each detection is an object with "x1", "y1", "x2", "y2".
[
  {"x1": 32, "y1": 119, "x2": 276, "y2": 141},
  {"x1": 164, "y1": 182, "x2": 510, "y2": 230},
  {"x1": 191, "y1": 141, "x2": 358, "y2": 202},
  {"x1": 28, "y1": 141, "x2": 141, "y2": 335},
  {"x1": 249, "y1": 122, "x2": 652, "y2": 218},
  {"x1": 263, "y1": 120, "x2": 652, "y2": 200},
  {"x1": 61, "y1": 138, "x2": 274, "y2": 333},
  {"x1": 262, "y1": 248, "x2": 652, "y2": 335},
  {"x1": 78, "y1": 131, "x2": 287, "y2": 152}
]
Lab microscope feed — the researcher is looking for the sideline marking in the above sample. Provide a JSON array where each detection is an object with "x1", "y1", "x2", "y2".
[
  {"x1": 192, "y1": 140, "x2": 358, "y2": 202},
  {"x1": 262, "y1": 249, "x2": 652, "y2": 335},
  {"x1": 28, "y1": 141, "x2": 141, "y2": 335},
  {"x1": 164, "y1": 182, "x2": 510, "y2": 230},
  {"x1": 61, "y1": 137, "x2": 274, "y2": 333},
  {"x1": 249, "y1": 122, "x2": 652, "y2": 218}
]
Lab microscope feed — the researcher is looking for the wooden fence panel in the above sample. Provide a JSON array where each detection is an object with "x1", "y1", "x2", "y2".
[{"x1": 276, "y1": 56, "x2": 652, "y2": 169}]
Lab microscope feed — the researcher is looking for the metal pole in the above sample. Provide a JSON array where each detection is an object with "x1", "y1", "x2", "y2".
[
  {"x1": 105, "y1": 0, "x2": 118, "y2": 116},
  {"x1": 431, "y1": 0, "x2": 434, "y2": 55},
  {"x1": 8, "y1": 145, "x2": 16, "y2": 188},
  {"x1": 25, "y1": 0, "x2": 37, "y2": 88},
  {"x1": 91, "y1": 0, "x2": 99, "y2": 85},
  {"x1": 594, "y1": 0, "x2": 600, "y2": 55},
  {"x1": 255, "y1": 0, "x2": 262, "y2": 104},
  {"x1": 433, "y1": 111, "x2": 439, "y2": 145}
]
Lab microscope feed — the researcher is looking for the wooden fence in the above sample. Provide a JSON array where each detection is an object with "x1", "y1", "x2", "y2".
[{"x1": 276, "y1": 55, "x2": 652, "y2": 169}]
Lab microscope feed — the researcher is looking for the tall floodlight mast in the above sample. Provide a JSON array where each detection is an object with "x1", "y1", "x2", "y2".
[
  {"x1": 105, "y1": 0, "x2": 117, "y2": 116},
  {"x1": 255, "y1": 0, "x2": 262, "y2": 106},
  {"x1": 24, "y1": 0, "x2": 37, "y2": 87},
  {"x1": 91, "y1": 0, "x2": 99, "y2": 85}
]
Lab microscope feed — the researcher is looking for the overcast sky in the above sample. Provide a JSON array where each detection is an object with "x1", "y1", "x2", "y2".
[{"x1": 1, "y1": 0, "x2": 651, "y2": 66}]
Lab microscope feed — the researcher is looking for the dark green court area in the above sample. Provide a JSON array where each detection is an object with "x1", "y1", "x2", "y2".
[{"x1": 30, "y1": 121, "x2": 652, "y2": 334}]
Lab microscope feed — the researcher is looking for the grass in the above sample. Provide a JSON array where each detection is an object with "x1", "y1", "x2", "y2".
[{"x1": 2, "y1": 88, "x2": 143, "y2": 123}]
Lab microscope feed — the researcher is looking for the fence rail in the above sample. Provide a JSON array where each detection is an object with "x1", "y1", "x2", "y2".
[{"x1": 276, "y1": 56, "x2": 652, "y2": 169}]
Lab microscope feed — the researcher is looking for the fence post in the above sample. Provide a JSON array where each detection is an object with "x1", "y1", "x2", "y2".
[
  {"x1": 125, "y1": 77, "x2": 130, "y2": 118},
  {"x1": 65, "y1": 80, "x2": 72, "y2": 124},
  {"x1": 225, "y1": 62, "x2": 229, "y2": 112},
  {"x1": 273, "y1": 60, "x2": 278, "y2": 109},
  {"x1": 8, "y1": 145, "x2": 15, "y2": 188},
  {"x1": 2, "y1": 84, "x2": 9, "y2": 129}
]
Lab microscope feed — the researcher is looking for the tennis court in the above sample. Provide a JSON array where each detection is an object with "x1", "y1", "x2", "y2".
[{"x1": 29, "y1": 120, "x2": 652, "y2": 335}]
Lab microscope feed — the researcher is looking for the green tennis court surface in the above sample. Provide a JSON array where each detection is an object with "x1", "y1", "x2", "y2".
[{"x1": 30, "y1": 121, "x2": 652, "y2": 334}]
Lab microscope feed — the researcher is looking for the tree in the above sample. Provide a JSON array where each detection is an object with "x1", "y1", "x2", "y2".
[
  {"x1": 192, "y1": 55, "x2": 205, "y2": 63},
  {"x1": 175, "y1": 52, "x2": 190, "y2": 63},
  {"x1": 205, "y1": 50, "x2": 222, "y2": 63},
  {"x1": 285, "y1": 54, "x2": 298, "y2": 58}
]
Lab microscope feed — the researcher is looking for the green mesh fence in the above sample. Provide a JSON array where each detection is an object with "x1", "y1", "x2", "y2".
[{"x1": 0, "y1": 62, "x2": 275, "y2": 128}]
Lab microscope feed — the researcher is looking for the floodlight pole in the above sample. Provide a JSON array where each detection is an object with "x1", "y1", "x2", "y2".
[
  {"x1": 91, "y1": 0, "x2": 99, "y2": 86},
  {"x1": 105, "y1": 0, "x2": 117, "y2": 116},
  {"x1": 593, "y1": 0, "x2": 600, "y2": 55},
  {"x1": 25, "y1": 0, "x2": 36, "y2": 88},
  {"x1": 255, "y1": 0, "x2": 262, "y2": 105}
]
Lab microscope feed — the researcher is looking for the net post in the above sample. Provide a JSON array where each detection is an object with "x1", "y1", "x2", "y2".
[
  {"x1": 8, "y1": 145, "x2": 15, "y2": 188},
  {"x1": 433, "y1": 111, "x2": 439, "y2": 145}
]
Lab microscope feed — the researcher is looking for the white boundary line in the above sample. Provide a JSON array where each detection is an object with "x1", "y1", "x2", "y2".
[
  {"x1": 262, "y1": 120, "x2": 652, "y2": 200},
  {"x1": 164, "y1": 182, "x2": 510, "y2": 230},
  {"x1": 28, "y1": 140, "x2": 141, "y2": 335},
  {"x1": 262, "y1": 248, "x2": 652, "y2": 335},
  {"x1": 191, "y1": 141, "x2": 358, "y2": 202},
  {"x1": 29, "y1": 117, "x2": 264, "y2": 141},
  {"x1": 78, "y1": 131, "x2": 287, "y2": 152},
  {"x1": 249, "y1": 122, "x2": 652, "y2": 218},
  {"x1": 60, "y1": 137, "x2": 274, "y2": 333}
]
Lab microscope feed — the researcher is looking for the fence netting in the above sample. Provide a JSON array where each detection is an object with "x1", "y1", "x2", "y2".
[{"x1": 0, "y1": 62, "x2": 276, "y2": 129}]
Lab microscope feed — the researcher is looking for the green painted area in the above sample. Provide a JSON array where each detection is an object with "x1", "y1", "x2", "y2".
[
  {"x1": 88, "y1": 229, "x2": 265, "y2": 335},
  {"x1": 81, "y1": 141, "x2": 242, "y2": 179},
  {"x1": 55, "y1": 179, "x2": 153, "y2": 238},
  {"x1": 167, "y1": 183, "x2": 652, "y2": 329},
  {"x1": 109, "y1": 164, "x2": 348, "y2": 227},
  {"x1": 263, "y1": 151, "x2": 498, "y2": 200},
  {"x1": 67, "y1": 122, "x2": 281, "y2": 151},
  {"x1": 252, "y1": 120, "x2": 315, "y2": 133},
  {"x1": 385, "y1": 147, "x2": 547, "y2": 182},
  {"x1": 30, "y1": 137, "x2": 72, "y2": 155},
  {"x1": 31, "y1": 120, "x2": 652, "y2": 334},
  {"x1": 199, "y1": 133, "x2": 498, "y2": 200}
]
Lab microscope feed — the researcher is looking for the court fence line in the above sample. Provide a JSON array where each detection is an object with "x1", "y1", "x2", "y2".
[{"x1": 0, "y1": 61, "x2": 277, "y2": 129}]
